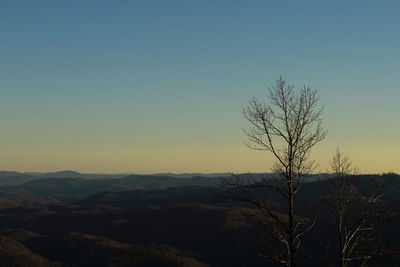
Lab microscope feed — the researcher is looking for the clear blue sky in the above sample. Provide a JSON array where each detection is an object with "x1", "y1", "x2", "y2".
[{"x1": 0, "y1": 1, "x2": 399, "y2": 173}]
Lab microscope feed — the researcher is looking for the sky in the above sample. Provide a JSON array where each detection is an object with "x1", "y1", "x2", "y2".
[{"x1": 0, "y1": 1, "x2": 399, "y2": 174}]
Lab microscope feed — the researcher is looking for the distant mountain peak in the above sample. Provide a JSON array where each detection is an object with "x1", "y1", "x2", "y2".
[{"x1": 50, "y1": 170, "x2": 81, "y2": 175}]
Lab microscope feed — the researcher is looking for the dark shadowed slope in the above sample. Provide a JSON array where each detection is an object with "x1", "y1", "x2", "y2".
[{"x1": 0, "y1": 235, "x2": 60, "y2": 267}]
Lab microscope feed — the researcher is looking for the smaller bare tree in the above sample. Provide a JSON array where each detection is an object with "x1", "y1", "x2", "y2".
[{"x1": 322, "y1": 148, "x2": 389, "y2": 267}]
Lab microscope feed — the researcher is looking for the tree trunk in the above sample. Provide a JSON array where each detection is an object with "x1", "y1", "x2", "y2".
[{"x1": 288, "y1": 177, "x2": 295, "y2": 267}]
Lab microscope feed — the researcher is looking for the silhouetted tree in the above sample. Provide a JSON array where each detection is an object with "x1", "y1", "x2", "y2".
[
  {"x1": 219, "y1": 77, "x2": 326, "y2": 266},
  {"x1": 322, "y1": 149, "x2": 389, "y2": 267}
]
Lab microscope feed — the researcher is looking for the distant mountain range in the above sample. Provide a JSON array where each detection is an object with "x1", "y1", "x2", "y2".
[
  {"x1": 0, "y1": 171, "x2": 334, "y2": 208},
  {"x1": 0, "y1": 170, "x2": 234, "y2": 187}
]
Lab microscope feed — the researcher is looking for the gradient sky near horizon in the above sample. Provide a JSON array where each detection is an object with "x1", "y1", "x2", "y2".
[{"x1": 0, "y1": 1, "x2": 399, "y2": 174}]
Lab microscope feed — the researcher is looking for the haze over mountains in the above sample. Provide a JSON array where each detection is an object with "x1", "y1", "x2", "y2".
[
  {"x1": 0, "y1": 170, "x2": 396, "y2": 211},
  {"x1": 0, "y1": 170, "x2": 233, "y2": 186},
  {"x1": 0, "y1": 170, "x2": 367, "y2": 205}
]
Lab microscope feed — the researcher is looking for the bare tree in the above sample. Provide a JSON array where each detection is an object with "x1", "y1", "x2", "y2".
[
  {"x1": 322, "y1": 148, "x2": 389, "y2": 267},
  {"x1": 219, "y1": 76, "x2": 326, "y2": 266}
]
